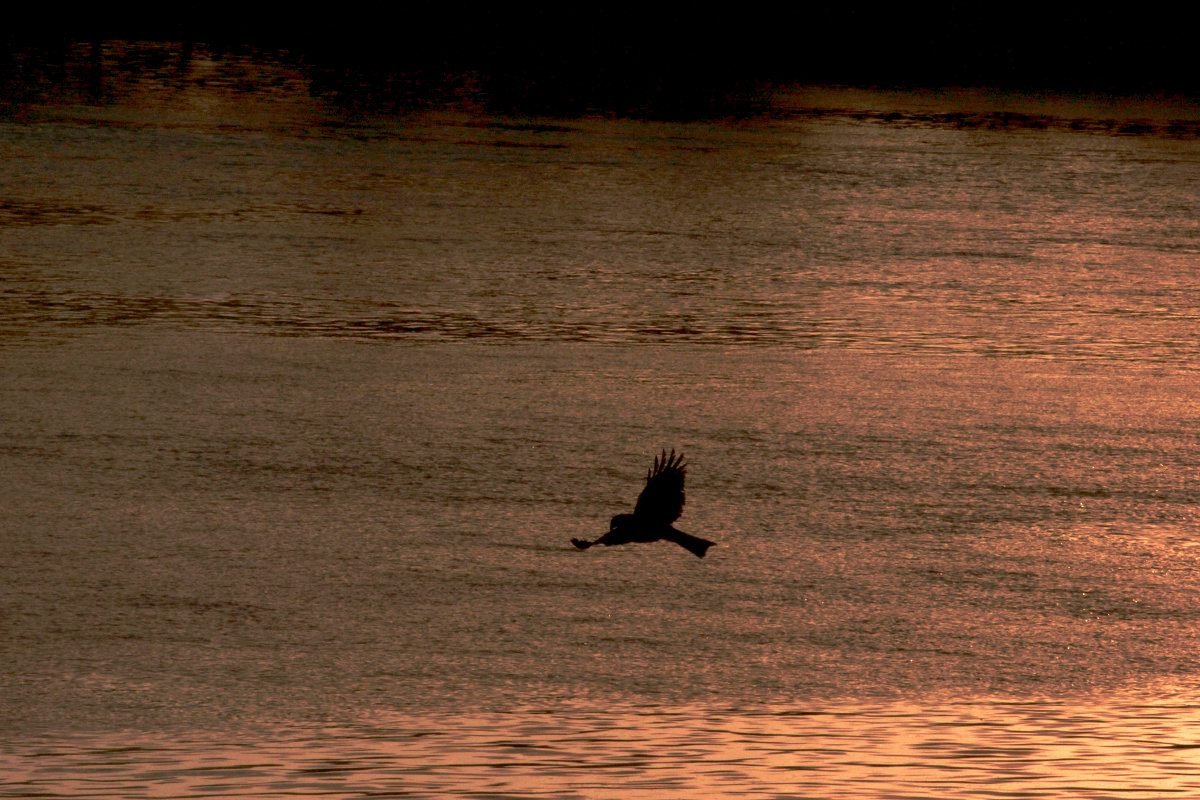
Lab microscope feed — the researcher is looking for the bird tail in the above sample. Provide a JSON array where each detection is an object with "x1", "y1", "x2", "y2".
[{"x1": 665, "y1": 528, "x2": 715, "y2": 558}]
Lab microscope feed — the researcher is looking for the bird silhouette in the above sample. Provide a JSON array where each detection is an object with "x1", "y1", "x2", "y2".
[{"x1": 572, "y1": 449, "x2": 715, "y2": 558}]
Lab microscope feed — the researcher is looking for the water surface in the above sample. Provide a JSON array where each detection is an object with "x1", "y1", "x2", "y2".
[{"x1": 4, "y1": 43, "x2": 1200, "y2": 797}]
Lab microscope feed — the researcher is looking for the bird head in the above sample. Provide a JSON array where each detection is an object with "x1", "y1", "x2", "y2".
[{"x1": 609, "y1": 513, "x2": 635, "y2": 531}]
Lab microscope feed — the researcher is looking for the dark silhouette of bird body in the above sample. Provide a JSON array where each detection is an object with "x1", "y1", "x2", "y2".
[{"x1": 572, "y1": 450, "x2": 715, "y2": 558}]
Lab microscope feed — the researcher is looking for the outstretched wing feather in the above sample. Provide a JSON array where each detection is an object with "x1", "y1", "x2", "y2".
[{"x1": 633, "y1": 449, "x2": 686, "y2": 523}]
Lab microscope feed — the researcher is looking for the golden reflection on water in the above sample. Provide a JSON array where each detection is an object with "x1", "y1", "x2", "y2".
[{"x1": 6, "y1": 697, "x2": 1200, "y2": 798}]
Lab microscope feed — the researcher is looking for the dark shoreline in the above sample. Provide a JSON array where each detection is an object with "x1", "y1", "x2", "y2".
[
  {"x1": 4, "y1": 6, "x2": 1198, "y2": 118},
  {"x1": 3, "y1": 40, "x2": 1199, "y2": 140}
]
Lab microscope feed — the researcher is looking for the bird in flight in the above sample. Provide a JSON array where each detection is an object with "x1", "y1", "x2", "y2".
[{"x1": 572, "y1": 449, "x2": 715, "y2": 558}]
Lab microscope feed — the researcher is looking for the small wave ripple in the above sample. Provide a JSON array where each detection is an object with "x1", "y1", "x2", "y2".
[{"x1": 4, "y1": 699, "x2": 1199, "y2": 799}]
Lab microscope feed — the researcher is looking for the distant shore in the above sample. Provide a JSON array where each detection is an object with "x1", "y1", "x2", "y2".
[{"x1": 4, "y1": 6, "x2": 1198, "y2": 109}]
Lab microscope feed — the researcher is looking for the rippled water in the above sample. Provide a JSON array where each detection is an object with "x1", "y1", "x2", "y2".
[
  {"x1": 6, "y1": 698, "x2": 1200, "y2": 799},
  {"x1": 5, "y1": 43, "x2": 1200, "y2": 797}
]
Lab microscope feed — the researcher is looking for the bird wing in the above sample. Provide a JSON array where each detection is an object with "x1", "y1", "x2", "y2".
[{"x1": 633, "y1": 449, "x2": 686, "y2": 524}]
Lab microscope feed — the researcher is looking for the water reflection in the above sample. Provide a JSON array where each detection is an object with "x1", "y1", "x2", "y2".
[
  {"x1": 0, "y1": 289, "x2": 838, "y2": 348},
  {"x1": 6, "y1": 698, "x2": 1200, "y2": 798},
  {"x1": 8, "y1": 285, "x2": 1200, "y2": 365}
]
